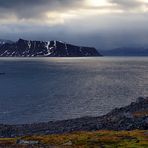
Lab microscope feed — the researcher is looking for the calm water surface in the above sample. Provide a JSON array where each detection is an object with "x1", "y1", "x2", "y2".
[{"x1": 0, "y1": 57, "x2": 147, "y2": 124}]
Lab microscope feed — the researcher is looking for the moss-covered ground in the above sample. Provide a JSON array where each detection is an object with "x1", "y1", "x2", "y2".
[{"x1": 0, "y1": 130, "x2": 148, "y2": 147}]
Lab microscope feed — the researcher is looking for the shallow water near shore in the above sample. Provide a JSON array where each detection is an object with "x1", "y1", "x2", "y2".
[{"x1": 0, "y1": 57, "x2": 147, "y2": 124}]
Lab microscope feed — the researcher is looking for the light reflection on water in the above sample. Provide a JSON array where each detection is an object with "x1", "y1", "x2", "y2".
[{"x1": 0, "y1": 57, "x2": 147, "y2": 124}]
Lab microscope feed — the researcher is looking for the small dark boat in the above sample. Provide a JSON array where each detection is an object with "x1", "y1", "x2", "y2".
[{"x1": 0, "y1": 72, "x2": 5, "y2": 75}]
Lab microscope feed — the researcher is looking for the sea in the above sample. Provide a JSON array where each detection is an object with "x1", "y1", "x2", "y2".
[{"x1": 0, "y1": 57, "x2": 147, "y2": 124}]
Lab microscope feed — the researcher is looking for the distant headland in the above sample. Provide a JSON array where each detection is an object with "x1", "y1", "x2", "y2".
[{"x1": 0, "y1": 39, "x2": 102, "y2": 57}]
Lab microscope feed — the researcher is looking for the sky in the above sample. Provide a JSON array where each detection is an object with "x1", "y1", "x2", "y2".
[{"x1": 0, "y1": 0, "x2": 148, "y2": 49}]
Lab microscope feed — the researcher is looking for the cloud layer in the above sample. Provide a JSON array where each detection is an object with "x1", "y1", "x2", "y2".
[{"x1": 0, "y1": 0, "x2": 148, "y2": 49}]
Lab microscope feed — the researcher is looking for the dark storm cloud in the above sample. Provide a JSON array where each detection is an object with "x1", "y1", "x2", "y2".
[
  {"x1": 0, "y1": 0, "x2": 147, "y2": 19},
  {"x1": 0, "y1": 0, "x2": 81, "y2": 7},
  {"x1": 0, "y1": 0, "x2": 83, "y2": 19},
  {"x1": 0, "y1": 0, "x2": 148, "y2": 49}
]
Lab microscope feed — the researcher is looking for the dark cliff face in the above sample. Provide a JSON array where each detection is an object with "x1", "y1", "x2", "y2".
[{"x1": 0, "y1": 39, "x2": 101, "y2": 57}]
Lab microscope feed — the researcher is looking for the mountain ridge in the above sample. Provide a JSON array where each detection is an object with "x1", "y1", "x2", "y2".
[
  {"x1": 0, "y1": 39, "x2": 101, "y2": 57},
  {"x1": 100, "y1": 47, "x2": 148, "y2": 56}
]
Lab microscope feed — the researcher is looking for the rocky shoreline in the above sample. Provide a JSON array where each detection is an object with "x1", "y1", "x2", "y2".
[{"x1": 0, "y1": 97, "x2": 148, "y2": 138}]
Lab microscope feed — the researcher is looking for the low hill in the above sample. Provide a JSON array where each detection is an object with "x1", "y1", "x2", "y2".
[{"x1": 101, "y1": 47, "x2": 148, "y2": 56}]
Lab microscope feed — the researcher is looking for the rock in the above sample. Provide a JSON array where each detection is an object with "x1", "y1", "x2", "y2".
[
  {"x1": 63, "y1": 141, "x2": 72, "y2": 146},
  {"x1": 145, "y1": 117, "x2": 148, "y2": 123},
  {"x1": 123, "y1": 112, "x2": 134, "y2": 119},
  {"x1": 136, "y1": 97, "x2": 145, "y2": 103},
  {"x1": 16, "y1": 139, "x2": 39, "y2": 145}
]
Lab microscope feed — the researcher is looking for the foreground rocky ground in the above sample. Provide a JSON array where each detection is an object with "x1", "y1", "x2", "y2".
[{"x1": 0, "y1": 97, "x2": 148, "y2": 138}]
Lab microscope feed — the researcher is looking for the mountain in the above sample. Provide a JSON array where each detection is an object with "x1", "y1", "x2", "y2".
[
  {"x1": 0, "y1": 39, "x2": 102, "y2": 57},
  {"x1": 100, "y1": 47, "x2": 148, "y2": 56}
]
